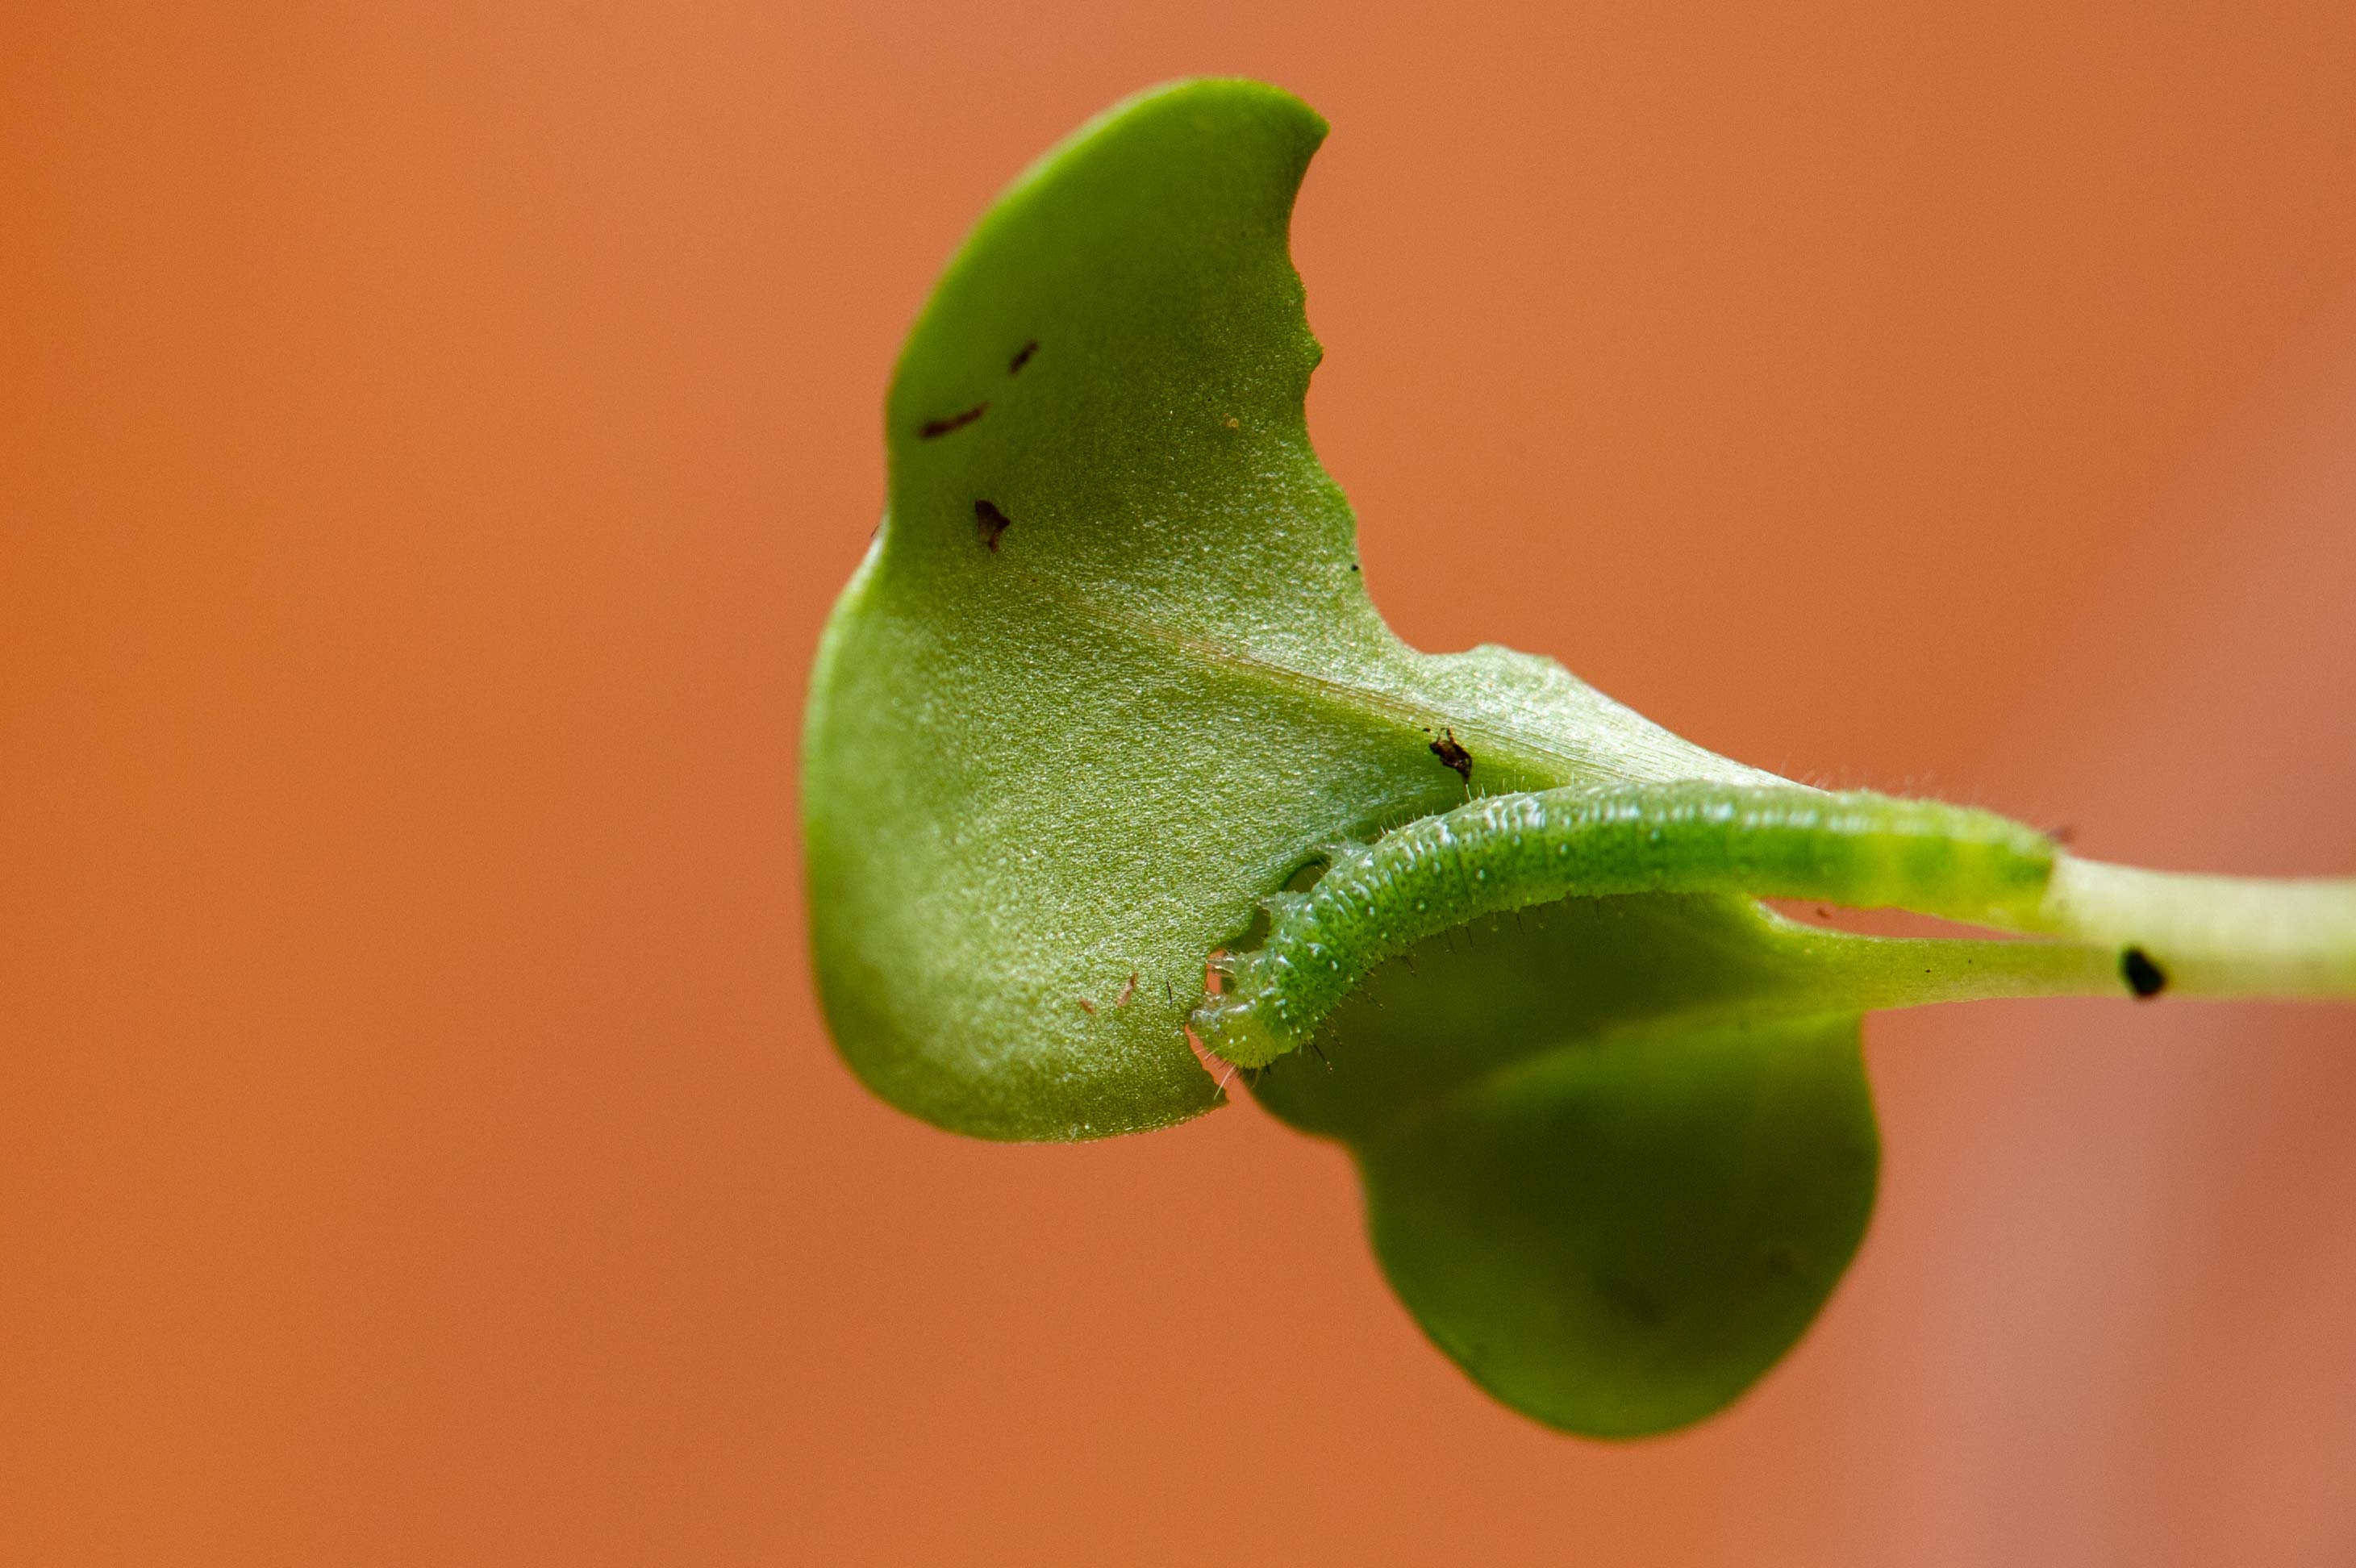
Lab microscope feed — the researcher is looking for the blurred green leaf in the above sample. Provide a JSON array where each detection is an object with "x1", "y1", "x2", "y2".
[{"x1": 1254, "y1": 895, "x2": 1898, "y2": 1435}]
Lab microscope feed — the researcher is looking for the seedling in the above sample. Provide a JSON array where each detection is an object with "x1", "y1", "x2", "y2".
[{"x1": 801, "y1": 79, "x2": 2355, "y2": 1436}]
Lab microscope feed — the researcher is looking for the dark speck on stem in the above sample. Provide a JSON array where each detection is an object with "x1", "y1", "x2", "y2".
[{"x1": 2121, "y1": 946, "x2": 2167, "y2": 999}]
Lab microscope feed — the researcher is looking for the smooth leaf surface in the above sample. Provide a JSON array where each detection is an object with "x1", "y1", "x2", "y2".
[{"x1": 1357, "y1": 1006, "x2": 1873, "y2": 1440}]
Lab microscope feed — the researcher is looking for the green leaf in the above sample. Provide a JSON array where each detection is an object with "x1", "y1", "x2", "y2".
[
  {"x1": 1252, "y1": 895, "x2": 1916, "y2": 1436},
  {"x1": 804, "y1": 78, "x2": 1759, "y2": 1143},
  {"x1": 1351, "y1": 1005, "x2": 1875, "y2": 1440},
  {"x1": 804, "y1": 77, "x2": 2356, "y2": 1435}
]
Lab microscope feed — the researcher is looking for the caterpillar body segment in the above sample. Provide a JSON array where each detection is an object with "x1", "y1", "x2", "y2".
[{"x1": 1192, "y1": 782, "x2": 2056, "y2": 1066}]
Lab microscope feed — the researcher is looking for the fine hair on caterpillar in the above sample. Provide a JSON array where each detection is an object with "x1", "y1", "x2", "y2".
[{"x1": 1191, "y1": 782, "x2": 2063, "y2": 1067}]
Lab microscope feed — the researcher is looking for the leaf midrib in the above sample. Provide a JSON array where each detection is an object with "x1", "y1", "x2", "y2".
[{"x1": 992, "y1": 557, "x2": 1724, "y2": 792}]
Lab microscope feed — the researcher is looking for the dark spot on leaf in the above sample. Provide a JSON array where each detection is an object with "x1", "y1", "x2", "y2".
[
  {"x1": 1428, "y1": 727, "x2": 1473, "y2": 784},
  {"x1": 1008, "y1": 340, "x2": 1037, "y2": 374},
  {"x1": 974, "y1": 500, "x2": 1011, "y2": 551},
  {"x1": 2121, "y1": 946, "x2": 2167, "y2": 999},
  {"x1": 919, "y1": 403, "x2": 987, "y2": 439}
]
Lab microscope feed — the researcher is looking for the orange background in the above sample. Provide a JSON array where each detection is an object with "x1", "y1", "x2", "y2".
[{"x1": 6, "y1": 4, "x2": 2354, "y2": 1563}]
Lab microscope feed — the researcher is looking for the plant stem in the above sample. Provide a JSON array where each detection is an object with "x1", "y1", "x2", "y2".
[
  {"x1": 1826, "y1": 854, "x2": 2356, "y2": 1015},
  {"x1": 1996, "y1": 855, "x2": 2356, "y2": 1000},
  {"x1": 1781, "y1": 928, "x2": 2122, "y2": 1015}
]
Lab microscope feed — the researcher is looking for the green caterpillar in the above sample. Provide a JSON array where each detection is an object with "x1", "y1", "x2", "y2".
[{"x1": 1191, "y1": 782, "x2": 2062, "y2": 1067}]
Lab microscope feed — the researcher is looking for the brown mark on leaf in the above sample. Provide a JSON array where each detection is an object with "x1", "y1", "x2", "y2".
[
  {"x1": 974, "y1": 500, "x2": 1011, "y2": 551},
  {"x1": 1077, "y1": 997, "x2": 1097, "y2": 1015},
  {"x1": 919, "y1": 402, "x2": 987, "y2": 439},
  {"x1": 1113, "y1": 974, "x2": 1137, "y2": 1009},
  {"x1": 1428, "y1": 727, "x2": 1473, "y2": 784},
  {"x1": 1008, "y1": 340, "x2": 1037, "y2": 374},
  {"x1": 2121, "y1": 946, "x2": 2167, "y2": 999}
]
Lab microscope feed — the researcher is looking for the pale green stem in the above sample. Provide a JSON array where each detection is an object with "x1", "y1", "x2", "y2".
[
  {"x1": 1999, "y1": 855, "x2": 2356, "y2": 1000},
  {"x1": 1798, "y1": 854, "x2": 2356, "y2": 1014},
  {"x1": 1778, "y1": 929, "x2": 2125, "y2": 1014}
]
